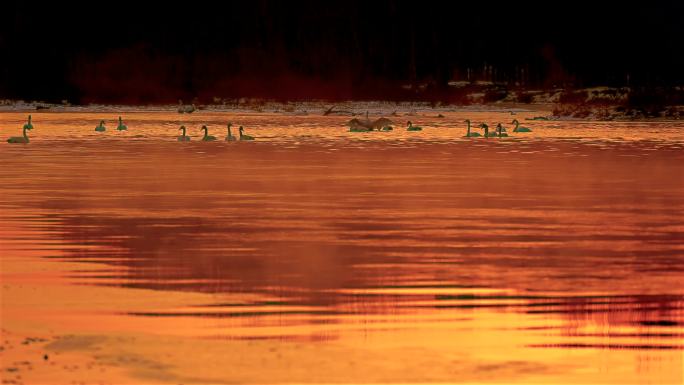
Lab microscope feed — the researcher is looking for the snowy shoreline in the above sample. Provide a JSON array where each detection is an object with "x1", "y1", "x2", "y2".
[
  {"x1": 1, "y1": 95, "x2": 681, "y2": 121},
  {"x1": 0, "y1": 99, "x2": 543, "y2": 115}
]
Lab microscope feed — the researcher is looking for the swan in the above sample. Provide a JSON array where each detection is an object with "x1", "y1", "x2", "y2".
[
  {"x1": 463, "y1": 119, "x2": 481, "y2": 137},
  {"x1": 7, "y1": 118, "x2": 33, "y2": 143},
  {"x1": 407, "y1": 121, "x2": 422, "y2": 131},
  {"x1": 225, "y1": 123, "x2": 237, "y2": 141},
  {"x1": 95, "y1": 120, "x2": 106, "y2": 132},
  {"x1": 239, "y1": 126, "x2": 254, "y2": 141},
  {"x1": 23, "y1": 115, "x2": 34, "y2": 130},
  {"x1": 480, "y1": 123, "x2": 499, "y2": 138},
  {"x1": 116, "y1": 116, "x2": 127, "y2": 131},
  {"x1": 511, "y1": 119, "x2": 532, "y2": 132},
  {"x1": 177, "y1": 125, "x2": 191, "y2": 141},
  {"x1": 200, "y1": 125, "x2": 217, "y2": 141},
  {"x1": 495, "y1": 123, "x2": 509, "y2": 137}
]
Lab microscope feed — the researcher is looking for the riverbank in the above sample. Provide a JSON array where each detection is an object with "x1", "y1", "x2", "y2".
[
  {"x1": 2, "y1": 97, "x2": 681, "y2": 123},
  {"x1": 0, "y1": 98, "x2": 542, "y2": 115}
]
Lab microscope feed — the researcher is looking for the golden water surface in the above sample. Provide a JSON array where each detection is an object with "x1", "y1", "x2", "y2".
[{"x1": 1, "y1": 111, "x2": 683, "y2": 384}]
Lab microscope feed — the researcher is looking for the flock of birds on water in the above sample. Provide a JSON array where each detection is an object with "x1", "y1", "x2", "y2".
[
  {"x1": 346, "y1": 113, "x2": 533, "y2": 137},
  {"x1": 5, "y1": 114, "x2": 535, "y2": 144}
]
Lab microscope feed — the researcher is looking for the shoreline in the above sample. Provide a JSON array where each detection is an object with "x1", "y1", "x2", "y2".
[
  {"x1": 0, "y1": 100, "x2": 544, "y2": 114},
  {"x1": 1, "y1": 101, "x2": 680, "y2": 122},
  {"x1": 3, "y1": 85, "x2": 683, "y2": 121}
]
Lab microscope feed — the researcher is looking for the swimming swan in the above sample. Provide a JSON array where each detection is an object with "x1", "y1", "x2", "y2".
[
  {"x1": 178, "y1": 125, "x2": 191, "y2": 141},
  {"x1": 512, "y1": 119, "x2": 532, "y2": 132},
  {"x1": 225, "y1": 123, "x2": 237, "y2": 141},
  {"x1": 239, "y1": 126, "x2": 254, "y2": 141},
  {"x1": 407, "y1": 121, "x2": 422, "y2": 131},
  {"x1": 116, "y1": 116, "x2": 128, "y2": 131},
  {"x1": 7, "y1": 116, "x2": 33, "y2": 143},
  {"x1": 463, "y1": 119, "x2": 481, "y2": 137},
  {"x1": 201, "y1": 125, "x2": 217, "y2": 141}
]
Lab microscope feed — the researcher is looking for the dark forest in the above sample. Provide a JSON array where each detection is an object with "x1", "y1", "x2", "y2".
[{"x1": 1, "y1": 1, "x2": 682, "y2": 103}]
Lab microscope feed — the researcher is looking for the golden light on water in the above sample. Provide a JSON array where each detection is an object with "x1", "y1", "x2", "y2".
[{"x1": 1, "y1": 111, "x2": 683, "y2": 384}]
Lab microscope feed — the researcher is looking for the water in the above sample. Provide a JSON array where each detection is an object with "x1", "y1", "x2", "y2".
[{"x1": 1, "y1": 111, "x2": 683, "y2": 384}]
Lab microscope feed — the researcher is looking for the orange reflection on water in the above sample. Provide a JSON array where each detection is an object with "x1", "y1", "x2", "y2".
[{"x1": 1, "y1": 111, "x2": 683, "y2": 384}]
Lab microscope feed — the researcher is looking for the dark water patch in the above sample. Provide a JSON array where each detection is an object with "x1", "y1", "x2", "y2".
[
  {"x1": 529, "y1": 343, "x2": 684, "y2": 350},
  {"x1": 571, "y1": 333, "x2": 684, "y2": 339},
  {"x1": 127, "y1": 310, "x2": 344, "y2": 318},
  {"x1": 637, "y1": 320, "x2": 680, "y2": 327},
  {"x1": 525, "y1": 306, "x2": 682, "y2": 315}
]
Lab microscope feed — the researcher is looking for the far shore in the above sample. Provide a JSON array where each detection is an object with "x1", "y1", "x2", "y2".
[
  {"x1": 0, "y1": 99, "x2": 547, "y2": 114},
  {"x1": 0, "y1": 98, "x2": 681, "y2": 122}
]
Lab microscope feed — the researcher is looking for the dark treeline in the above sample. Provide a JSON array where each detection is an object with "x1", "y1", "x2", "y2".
[{"x1": 1, "y1": 1, "x2": 682, "y2": 103}]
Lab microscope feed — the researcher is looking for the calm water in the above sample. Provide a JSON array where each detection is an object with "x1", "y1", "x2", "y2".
[{"x1": 1, "y1": 111, "x2": 683, "y2": 384}]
